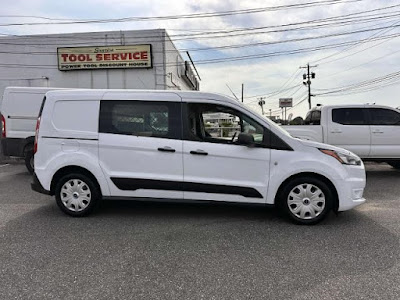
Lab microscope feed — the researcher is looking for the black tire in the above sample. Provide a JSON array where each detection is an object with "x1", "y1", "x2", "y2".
[
  {"x1": 24, "y1": 147, "x2": 34, "y2": 174},
  {"x1": 388, "y1": 162, "x2": 400, "y2": 169},
  {"x1": 278, "y1": 176, "x2": 333, "y2": 225},
  {"x1": 55, "y1": 173, "x2": 100, "y2": 217}
]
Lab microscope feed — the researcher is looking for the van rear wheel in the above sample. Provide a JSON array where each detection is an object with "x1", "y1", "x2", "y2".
[
  {"x1": 55, "y1": 173, "x2": 99, "y2": 217},
  {"x1": 278, "y1": 177, "x2": 333, "y2": 225},
  {"x1": 24, "y1": 147, "x2": 34, "y2": 174}
]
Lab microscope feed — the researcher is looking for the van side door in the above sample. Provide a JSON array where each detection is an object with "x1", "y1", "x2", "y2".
[
  {"x1": 181, "y1": 101, "x2": 271, "y2": 204},
  {"x1": 98, "y1": 95, "x2": 183, "y2": 199}
]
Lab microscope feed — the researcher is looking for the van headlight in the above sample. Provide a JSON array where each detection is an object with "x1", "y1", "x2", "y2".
[{"x1": 319, "y1": 149, "x2": 361, "y2": 166}]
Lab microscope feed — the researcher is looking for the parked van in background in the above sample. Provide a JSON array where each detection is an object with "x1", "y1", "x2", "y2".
[
  {"x1": 0, "y1": 87, "x2": 65, "y2": 173},
  {"x1": 31, "y1": 89, "x2": 366, "y2": 224}
]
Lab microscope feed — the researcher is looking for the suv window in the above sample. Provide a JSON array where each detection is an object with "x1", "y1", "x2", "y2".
[
  {"x1": 99, "y1": 101, "x2": 181, "y2": 139},
  {"x1": 369, "y1": 108, "x2": 400, "y2": 126},
  {"x1": 332, "y1": 108, "x2": 366, "y2": 125}
]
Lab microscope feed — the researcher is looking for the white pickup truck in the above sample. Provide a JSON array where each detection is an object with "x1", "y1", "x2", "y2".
[{"x1": 282, "y1": 104, "x2": 400, "y2": 168}]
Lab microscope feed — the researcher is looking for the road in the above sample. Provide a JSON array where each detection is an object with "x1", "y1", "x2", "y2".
[{"x1": 0, "y1": 162, "x2": 399, "y2": 299}]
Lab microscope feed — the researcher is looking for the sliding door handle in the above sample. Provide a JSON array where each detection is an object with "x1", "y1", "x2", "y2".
[
  {"x1": 158, "y1": 147, "x2": 176, "y2": 153},
  {"x1": 190, "y1": 150, "x2": 208, "y2": 156}
]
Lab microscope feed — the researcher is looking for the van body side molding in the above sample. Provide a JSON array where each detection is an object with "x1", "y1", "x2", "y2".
[{"x1": 110, "y1": 178, "x2": 263, "y2": 198}]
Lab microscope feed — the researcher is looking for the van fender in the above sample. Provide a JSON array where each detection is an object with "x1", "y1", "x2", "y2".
[{"x1": 39, "y1": 152, "x2": 111, "y2": 196}]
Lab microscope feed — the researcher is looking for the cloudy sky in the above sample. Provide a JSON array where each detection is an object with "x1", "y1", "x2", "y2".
[{"x1": 1, "y1": 0, "x2": 399, "y2": 118}]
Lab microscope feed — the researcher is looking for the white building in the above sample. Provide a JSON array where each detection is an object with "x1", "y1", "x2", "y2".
[{"x1": 0, "y1": 29, "x2": 199, "y2": 101}]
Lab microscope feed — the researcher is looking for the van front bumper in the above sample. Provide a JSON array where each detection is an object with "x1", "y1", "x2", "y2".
[
  {"x1": 337, "y1": 164, "x2": 366, "y2": 211},
  {"x1": 31, "y1": 172, "x2": 51, "y2": 195}
]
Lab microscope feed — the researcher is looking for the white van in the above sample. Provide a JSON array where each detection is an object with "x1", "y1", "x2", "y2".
[
  {"x1": 31, "y1": 89, "x2": 366, "y2": 224},
  {"x1": 0, "y1": 87, "x2": 64, "y2": 173}
]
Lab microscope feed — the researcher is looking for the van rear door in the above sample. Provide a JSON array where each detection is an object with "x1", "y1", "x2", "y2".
[{"x1": 98, "y1": 93, "x2": 183, "y2": 199}]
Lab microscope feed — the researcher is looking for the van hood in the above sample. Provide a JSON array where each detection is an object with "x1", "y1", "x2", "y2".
[{"x1": 299, "y1": 139, "x2": 351, "y2": 155}]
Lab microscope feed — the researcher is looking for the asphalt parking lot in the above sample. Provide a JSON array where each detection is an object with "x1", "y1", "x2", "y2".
[{"x1": 0, "y1": 162, "x2": 399, "y2": 300}]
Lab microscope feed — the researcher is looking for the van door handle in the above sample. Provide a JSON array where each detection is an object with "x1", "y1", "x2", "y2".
[
  {"x1": 372, "y1": 129, "x2": 384, "y2": 134},
  {"x1": 158, "y1": 147, "x2": 176, "y2": 153},
  {"x1": 190, "y1": 150, "x2": 208, "y2": 156},
  {"x1": 330, "y1": 129, "x2": 342, "y2": 133}
]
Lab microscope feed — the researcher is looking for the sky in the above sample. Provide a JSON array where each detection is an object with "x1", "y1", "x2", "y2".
[{"x1": 0, "y1": 0, "x2": 399, "y2": 119}]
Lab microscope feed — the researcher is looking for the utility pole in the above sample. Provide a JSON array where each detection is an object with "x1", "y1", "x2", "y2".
[
  {"x1": 241, "y1": 83, "x2": 244, "y2": 103},
  {"x1": 258, "y1": 97, "x2": 266, "y2": 115},
  {"x1": 269, "y1": 108, "x2": 272, "y2": 119},
  {"x1": 300, "y1": 63, "x2": 317, "y2": 109}
]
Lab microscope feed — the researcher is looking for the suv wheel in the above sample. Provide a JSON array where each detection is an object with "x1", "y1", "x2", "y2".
[
  {"x1": 55, "y1": 173, "x2": 100, "y2": 217},
  {"x1": 279, "y1": 177, "x2": 333, "y2": 225}
]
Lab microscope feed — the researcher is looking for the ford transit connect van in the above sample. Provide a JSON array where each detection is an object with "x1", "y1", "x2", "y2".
[{"x1": 31, "y1": 89, "x2": 366, "y2": 224}]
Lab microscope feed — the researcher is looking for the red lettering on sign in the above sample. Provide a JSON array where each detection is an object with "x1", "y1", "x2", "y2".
[
  {"x1": 120, "y1": 53, "x2": 127, "y2": 60},
  {"x1": 104, "y1": 54, "x2": 111, "y2": 61},
  {"x1": 61, "y1": 54, "x2": 69, "y2": 62},
  {"x1": 111, "y1": 54, "x2": 119, "y2": 60},
  {"x1": 133, "y1": 52, "x2": 140, "y2": 59},
  {"x1": 69, "y1": 54, "x2": 77, "y2": 62},
  {"x1": 96, "y1": 54, "x2": 102, "y2": 61},
  {"x1": 141, "y1": 51, "x2": 148, "y2": 59}
]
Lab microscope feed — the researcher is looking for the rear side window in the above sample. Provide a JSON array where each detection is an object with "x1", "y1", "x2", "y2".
[
  {"x1": 99, "y1": 101, "x2": 181, "y2": 139},
  {"x1": 368, "y1": 108, "x2": 400, "y2": 126},
  {"x1": 332, "y1": 108, "x2": 366, "y2": 125},
  {"x1": 310, "y1": 111, "x2": 321, "y2": 125}
]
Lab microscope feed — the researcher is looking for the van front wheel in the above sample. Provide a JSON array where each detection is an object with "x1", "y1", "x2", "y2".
[
  {"x1": 279, "y1": 177, "x2": 333, "y2": 225},
  {"x1": 55, "y1": 173, "x2": 99, "y2": 217}
]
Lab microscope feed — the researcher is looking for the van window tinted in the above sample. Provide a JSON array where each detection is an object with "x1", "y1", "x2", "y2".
[
  {"x1": 332, "y1": 108, "x2": 366, "y2": 125},
  {"x1": 369, "y1": 108, "x2": 400, "y2": 125},
  {"x1": 99, "y1": 101, "x2": 181, "y2": 139}
]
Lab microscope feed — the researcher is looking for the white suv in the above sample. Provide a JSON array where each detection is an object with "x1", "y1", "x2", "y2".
[{"x1": 31, "y1": 89, "x2": 366, "y2": 224}]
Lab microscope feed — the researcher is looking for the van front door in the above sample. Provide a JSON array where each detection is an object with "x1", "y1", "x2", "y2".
[
  {"x1": 98, "y1": 98, "x2": 183, "y2": 199},
  {"x1": 182, "y1": 102, "x2": 270, "y2": 203}
]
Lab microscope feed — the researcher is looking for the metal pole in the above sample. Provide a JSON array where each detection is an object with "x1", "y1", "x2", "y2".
[
  {"x1": 307, "y1": 64, "x2": 312, "y2": 109},
  {"x1": 241, "y1": 83, "x2": 244, "y2": 103}
]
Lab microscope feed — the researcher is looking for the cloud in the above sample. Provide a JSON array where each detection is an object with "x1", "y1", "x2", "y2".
[{"x1": 0, "y1": 0, "x2": 399, "y2": 117}]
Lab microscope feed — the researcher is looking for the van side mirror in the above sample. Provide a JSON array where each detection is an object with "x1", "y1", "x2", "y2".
[{"x1": 237, "y1": 133, "x2": 254, "y2": 146}]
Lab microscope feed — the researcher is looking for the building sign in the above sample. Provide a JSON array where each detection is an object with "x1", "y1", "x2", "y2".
[
  {"x1": 182, "y1": 61, "x2": 199, "y2": 90},
  {"x1": 57, "y1": 45, "x2": 152, "y2": 71},
  {"x1": 279, "y1": 98, "x2": 293, "y2": 108}
]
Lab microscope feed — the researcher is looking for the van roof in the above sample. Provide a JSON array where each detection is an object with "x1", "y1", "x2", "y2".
[{"x1": 44, "y1": 89, "x2": 239, "y2": 105}]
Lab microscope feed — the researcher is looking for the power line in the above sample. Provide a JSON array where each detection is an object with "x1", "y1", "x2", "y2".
[{"x1": 0, "y1": 0, "x2": 363, "y2": 27}]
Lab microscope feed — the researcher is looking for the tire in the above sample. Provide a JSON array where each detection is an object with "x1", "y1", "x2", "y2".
[
  {"x1": 24, "y1": 147, "x2": 34, "y2": 174},
  {"x1": 278, "y1": 176, "x2": 333, "y2": 225},
  {"x1": 55, "y1": 173, "x2": 100, "y2": 217},
  {"x1": 388, "y1": 162, "x2": 400, "y2": 169}
]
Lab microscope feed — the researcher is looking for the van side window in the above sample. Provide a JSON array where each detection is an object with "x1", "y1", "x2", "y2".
[
  {"x1": 332, "y1": 108, "x2": 366, "y2": 125},
  {"x1": 368, "y1": 108, "x2": 400, "y2": 126},
  {"x1": 185, "y1": 103, "x2": 264, "y2": 145},
  {"x1": 99, "y1": 101, "x2": 181, "y2": 139}
]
